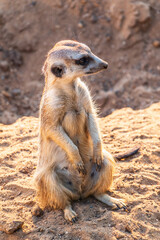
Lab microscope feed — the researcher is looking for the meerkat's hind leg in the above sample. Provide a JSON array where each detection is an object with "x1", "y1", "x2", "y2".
[
  {"x1": 64, "y1": 204, "x2": 78, "y2": 223},
  {"x1": 94, "y1": 193, "x2": 126, "y2": 210}
]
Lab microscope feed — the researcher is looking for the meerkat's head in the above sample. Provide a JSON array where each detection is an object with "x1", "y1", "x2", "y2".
[{"x1": 43, "y1": 40, "x2": 108, "y2": 85}]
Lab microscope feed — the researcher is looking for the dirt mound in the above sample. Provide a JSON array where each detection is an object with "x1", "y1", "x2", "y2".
[
  {"x1": 0, "y1": 103, "x2": 160, "y2": 240},
  {"x1": 0, "y1": 0, "x2": 160, "y2": 124}
]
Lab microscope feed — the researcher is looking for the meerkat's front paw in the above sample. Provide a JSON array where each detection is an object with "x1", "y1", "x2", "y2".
[
  {"x1": 71, "y1": 150, "x2": 86, "y2": 175},
  {"x1": 64, "y1": 205, "x2": 78, "y2": 223},
  {"x1": 92, "y1": 143, "x2": 103, "y2": 171},
  {"x1": 93, "y1": 152, "x2": 103, "y2": 171},
  {"x1": 110, "y1": 197, "x2": 126, "y2": 210}
]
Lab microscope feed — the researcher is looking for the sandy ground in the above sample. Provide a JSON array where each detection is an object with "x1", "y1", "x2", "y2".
[
  {"x1": 1, "y1": 0, "x2": 160, "y2": 124},
  {"x1": 0, "y1": 102, "x2": 160, "y2": 240}
]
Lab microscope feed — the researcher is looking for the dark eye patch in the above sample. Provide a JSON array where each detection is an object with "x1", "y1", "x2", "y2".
[
  {"x1": 51, "y1": 66, "x2": 64, "y2": 78},
  {"x1": 75, "y1": 56, "x2": 90, "y2": 66}
]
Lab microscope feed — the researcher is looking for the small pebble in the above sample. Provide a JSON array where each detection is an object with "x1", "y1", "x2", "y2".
[
  {"x1": 0, "y1": 221, "x2": 24, "y2": 234},
  {"x1": 106, "y1": 33, "x2": 112, "y2": 41},
  {"x1": 11, "y1": 88, "x2": 21, "y2": 97},
  {"x1": 153, "y1": 40, "x2": 160, "y2": 48},
  {"x1": 32, "y1": 205, "x2": 44, "y2": 217},
  {"x1": 78, "y1": 21, "x2": 85, "y2": 28},
  {"x1": 38, "y1": 227, "x2": 45, "y2": 232},
  {"x1": 1, "y1": 75, "x2": 5, "y2": 80},
  {"x1": 91, "y1": 14, "x2": 98, "y2": 24},
  {"x1": 0, "y1": 60, "x2": 9, "y2": 71},
  {"x1": 125, "y1": 224, "x2": 132, "y2": 233},
  {"x1": 47, "y1": 228, "x2": 56, "y2": 234},
  {"x1": 2, "y1": 90, "x2": 11, "y2": 98},
  {"x1": 31, "y1": 1, "x2": 37, "y2": 6}
]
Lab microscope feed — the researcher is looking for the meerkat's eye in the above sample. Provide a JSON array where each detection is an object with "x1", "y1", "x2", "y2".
[
  {"x1": 51, "y1": 66, "x2": 63, "y2": 78},
  {"x1": 75, "y1": 57, "x2": 90, "y2": 66}
]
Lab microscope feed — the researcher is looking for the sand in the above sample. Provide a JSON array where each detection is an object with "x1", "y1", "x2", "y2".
[
  {"x1": 1, "y1": 0, "x2": 160, "y2": 124},
  {"x1": 0, "y1": 103, "x2": 160, "y2": 240}
]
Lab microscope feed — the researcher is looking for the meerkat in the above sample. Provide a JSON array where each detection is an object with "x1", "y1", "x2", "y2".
[{"x1": 34, "y1": 40, "x2": 138, "y2": 222}]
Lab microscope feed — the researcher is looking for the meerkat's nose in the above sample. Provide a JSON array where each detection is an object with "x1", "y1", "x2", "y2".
[{"x1": 99, "y1": 61, "x2": 108, "y2": 69}]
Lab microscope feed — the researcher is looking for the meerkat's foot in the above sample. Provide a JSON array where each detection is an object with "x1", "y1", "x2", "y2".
[
  {"x1": 64, "y1": 204, "x2": 78, "y2": 223},
  {"x1": 94, "y1": 193, "x2": 126, "y2": 210}
]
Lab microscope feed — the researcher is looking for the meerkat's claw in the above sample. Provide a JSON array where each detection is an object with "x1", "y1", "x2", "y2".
[
  {"x1": 122, "y1": 205, "x2": 128, "y2": 211},
  {"x1": 112, "y1": 199, "x2": 126, "y2": 210},
  {"x1": 96, "y1": 163, "x2": 102, "y2": 171},
  {"x1": 64, "y1": 205, "x2": 78, "y2": 223},
  {"x1": 72, "y1": 216, "x2": 78, "y2": 223},
  {"x1": 76, "y1": 162, "x2": 86, "y2": 175},
  {"x1": 93, "y1": 155, "x2": 103, "y2": 171}
]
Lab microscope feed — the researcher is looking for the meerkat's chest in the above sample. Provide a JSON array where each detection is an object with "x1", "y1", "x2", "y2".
[
  {"x1": 64, "y1": 88, "x2": 86, "y2": 117},
  {"x1": 62, "y1": 95, "x2": 88, "y2": 138},
  {"x1": 63, "y1": 105, "x2": 87, "y2": 128}
]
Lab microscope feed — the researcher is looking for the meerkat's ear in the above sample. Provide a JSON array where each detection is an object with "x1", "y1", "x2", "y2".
[{"x1": 42, "y1": 61, "x2": 48, "y2": 75}]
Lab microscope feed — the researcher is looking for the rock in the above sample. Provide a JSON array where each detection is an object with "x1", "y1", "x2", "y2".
[
  {"x1": 153, "y1": 40, "x2": 160, "y2": 48},
  {"x1": 47, "y1": 228, "x2": 56, "y2": 234},
  {"x1": 13, "y1": 33, "x2": 38, "y2": 52},
  {"x1": 1, "y1": 75, "x2": 5, "y2": 81},
  {"x1": 22, "y1": 96, "x2": 30, "y2": 109},
  {"x1": 135, "y1": 2, "x2": 151, "y2": 25},
  {"x1": 2, "y1": 90, "x2": 11, "y2": 98},
  {"x1": 0, "y1": 60, "x2": 9, "y2": 71},
  {"x1": 106, "y1": 32, "x2": 112, "y2": 42},
  {"x1": 125, "y1": 224, "x2": 132, "y2": 233},
  {"x1": 6, "y1": 221, "x2": 23, "y2": 234},
  {"x1": 114, "y1": 230, "x2": 125, "y2": 239},
  {"x1": 31, "y1": 1, "x2": 37, "y2": 6},
  {"x1": 3, "y1": 49, "x2": 23, "y2": 67},
  {"x1": 19, "y1": 165, "x2": 31, "y2": 174},
  {"x1": 55, "y1": 24, "x2": 60, "y2": 29},
  {"x1": 116, "y1": 222, "x2": 125, "y2": 231},
  {"x1": 0, "y1": 220, "x2": 23, "y2": 234},
  {"x1": 78, "y1": 21, "x2": 85, "y2": 28},
  {"x1": 0, "y1": 111, "x2": 18, "y2": 125},
  {"x1": 11, "y1": 88, "x2": 21, "y2": 97},
  {"x1": 32, "y1": 205, "x2": 44, "y2": 217},
  {"x1": 91, "y1": 14, "x2": 98, "y2": 24},
  {"x1": 110, "y1": 0, "x2": 151, "y2": 45},
  {"x1": 4, "y1": 86, "x2": 9, "y2": 91}
]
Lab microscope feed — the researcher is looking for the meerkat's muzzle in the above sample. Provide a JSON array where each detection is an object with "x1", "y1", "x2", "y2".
[
  {"x1": 85, "y1": 57, "x2": 108, "y2": 75},
  {"x1": 99, "y1": 61, "x2": 108, "y2": 69}
]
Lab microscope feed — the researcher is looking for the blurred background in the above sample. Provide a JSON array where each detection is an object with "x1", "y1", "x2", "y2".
[{"x1": 0, "y1": 0, "x2": 160, "y2": 124}]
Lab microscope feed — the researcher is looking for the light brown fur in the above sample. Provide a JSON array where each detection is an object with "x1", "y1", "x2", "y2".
[{"x1": 34, "y1": 40, "x2": 125, "y2": 222}]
